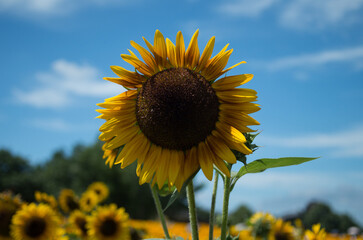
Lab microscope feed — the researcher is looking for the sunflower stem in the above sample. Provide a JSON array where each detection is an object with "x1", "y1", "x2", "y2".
[
  {"x1": 149, "y1": 184, "x2": 171, "y2": 239},
  {"x1": 209, "y1": 170, "x2": 219, "y2": 240},
  {"x1": 187, "y1": 180, "x2": 199, "y2": 240},
  {"x1": 221, "y1": 164, "x2": 232, "y2": 240}
]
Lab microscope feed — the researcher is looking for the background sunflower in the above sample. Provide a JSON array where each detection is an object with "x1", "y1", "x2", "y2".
[
  {"x1": 87, "y1": 204, "x2": 130, "y2": 240},
  {"x1": 10, "y1": 203, "x2": 64, "y2": 240}
]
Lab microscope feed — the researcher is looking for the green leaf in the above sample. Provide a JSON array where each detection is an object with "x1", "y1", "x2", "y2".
[
  {"x1": 231, "y1": 157, "x2": 318, "y2": 190},
  {"x1": 162, "y1": 170, "x2": 199, "y2": 212}
]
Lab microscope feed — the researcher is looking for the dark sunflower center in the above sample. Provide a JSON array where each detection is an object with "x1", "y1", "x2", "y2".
[
  {"x1": 136, "y1": 68, "x2": 219, "y2": 150},
  {"x1": 25, "y1": 217, "x2": 46, "y2": 238},
  {"x1": 66, "y1": 196, "x2": 79, "y2": 211},
  {"x1": 75, "y1": 217, "x2": 88, "y2": 236},
  {"x1": 100, "y1": 218, "x2": 118, "y2": 236}
]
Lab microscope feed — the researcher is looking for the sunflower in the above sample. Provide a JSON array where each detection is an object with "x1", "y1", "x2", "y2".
[
  {"x1": 35, "y1": 191, "x2": 58, "y2": 209},
  {"x1": 97, "y1": 29, "x2": 260, "y2": 190},
  {"x1": 87, "y1": 204, "x2": 130, "y2": 240},
  {"x1": 10, "y1": 203, "x2": 65, "y2": 240},
  {"x1": 305, "y1": 224, "x2": 326, "y2": 240},
  {"x1": 68, "y1": 210, "x2": 89, "y2": 238},
  {"x1": 0, "y1": 192, "x2": 23, "y2": 240},
  {"x1": 80, "y1": 191, "x2": 99, "y2": 213},
  {"x1": 249, "y1": 212, "x2": 275, "y2": 239},
  {"x1": 271, "y1": 219, "x2": 294, "y2": 240},
  {"x1": 58, "y1": 189, "x2": 79, "y2": 213},
  {"x1": 87, "y1": 182, "x2": 109, "y2": 203}
]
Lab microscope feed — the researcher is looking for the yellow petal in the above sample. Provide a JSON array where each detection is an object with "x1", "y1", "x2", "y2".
[
  {"x1": 110, "y1": 66, "x2": 144, "y2": 83},
  {"x1": 121, "y1": 54, "x2": 154, "y2": 76},
  {"x1": 156, "y1": 149, "x2": 171, "y2": 189},
  {"x1": 183, "y1": 147, "x2": 200, "y2": 180},
  {"x1": 196, "y1": 36, "x2": 215, "y2": 72},
  {"x1": 168, "y1": 150, "x2": 183, "y2": 185},
  {"x1": 206, "y1": 134, "x2": 236, "y2": 164},
  {"x1": 219, "y1": 102, "x2": 261, "y2": 114},
  {"x1": 115, "y1": 133, "x2": 144, "y2": 167},
  {"x1": 139, "y1": 145, "x2": 162, "y2": 185},
  {"x1": 175, "y1": 31, "x2": 185, "y2": 67},
  {"x1": 185, "y1": 29, "x2": 200, "y2": 69},
  {"x1": 166, "y1": 38, "x2": 177, "y2": 67},
  {"x1": 103, "y1": 125, "x2": 139, "y2": 150},
  {"x1": 154, "y1": 30, "x2": 168, "y2": 69},
  {"x1": 214, "y1": 122, "x2": 252, "y2": 155},
  {"x1": 197, "y1": 142, "x2": 214, "y2": 181},
  {"x1": 130, "y1": 40, "x2": 158, "y2": 72},
  {"x1": 219, "y1": 114, "x2": 255, "y2": 133},
  {"x1": 212, "y1": 74, "x2": 254, "y2": 90},
  {"x1": 213, "y1": 156, "x2": 230, "y2": 177}
]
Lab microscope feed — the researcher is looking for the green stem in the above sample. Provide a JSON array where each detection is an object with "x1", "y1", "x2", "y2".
[
  {"x1": 209, "y1": 170, "x2": 219, "y2": 240},
  {"x1": 150, "y1": 184, "x2": 171, "y2": 239},
  {"x1": 220, "y1": 164, "x2": 232, "y2": 240},
  {"x1": 187, "y1": 181, "x2": 199, "y2": 240}
]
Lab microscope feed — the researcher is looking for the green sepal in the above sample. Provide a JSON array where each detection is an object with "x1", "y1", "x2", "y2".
[{"x1": 154, "y1": 182, "x2": 177, "y2": 197}]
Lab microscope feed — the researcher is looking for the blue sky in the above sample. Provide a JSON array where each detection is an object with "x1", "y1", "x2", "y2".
[{"x1": 1, "y1": 0, "x2": 363, "y2": 226}]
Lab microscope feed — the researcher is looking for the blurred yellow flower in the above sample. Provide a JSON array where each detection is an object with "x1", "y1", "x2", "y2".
[
  {"x1": 10, "y1": 203, "x2": 66, "y2": 240},
  {"x1": 87, "y1": 204, "x2": 130, "y2": 240},
  {"x1": 0, "y1": 192, "x2": 23, "y2": 240},
  {"x1": 68, "y1": 210, "x2": 88, "y2": 239},
  {"x1": 35, "y1": 191, "x2": 58, "y2": 209},
  {"x1": 305, "y1": 224, "x2": 327, "y2": 240},
  {"x1": 58, "y1": 189, "x2": 80, "y2": 214},
  {"x1": 80, "y1": 191, "x2": 99, "y2": 213},
  {"x1": 87, "y1": 182, "x2": 109, "y2": 203},
  {"x1": 271, "y1": 219, "x2": 294, "y2": 240}
]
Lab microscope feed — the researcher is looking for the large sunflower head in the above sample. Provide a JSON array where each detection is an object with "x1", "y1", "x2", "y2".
[
  {"x1": 97, "y1": 30, "x2": 260, "y2": 190},
  {"x1": 58, "y1": 189, "x2": 80, "y2": 214},
  {"x1": 0, "y1": 192, "x2": 23, "y2": 240},
  {"x1": 87, "y1": 182, "x2": 109, "y2": 203},
  {"x1": 68, "y1": 210, "x2": 88, "y2": 238},
  {"x1": 10, "y1": 203, "x2": 65, "y2": 240},
  {"x1": 80, "y1": 191, "x2": 99, "y2": 213},
  {"x1": 87, "y1": 204, "x2": 130, "y2": 240}
]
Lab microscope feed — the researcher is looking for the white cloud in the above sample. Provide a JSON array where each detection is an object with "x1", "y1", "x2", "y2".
[
  {"x1": 13, "y1": 59, "x2": 123, "y2": 108},
  {"x1": 264, "y1": 46, "x2": 363, "y2": 71},
  {"x1": 258, "y1": 124, "x2": 363, "y2": 157},
  {"x1": 0, "y1": 0, "x2": 122, "y2": 17},
  {"x1": 217, "y1": 0, "x2": 278, "y2": 17},
  {"x1": 280, "y1": 0, "x2": 363, "y2": 29}
]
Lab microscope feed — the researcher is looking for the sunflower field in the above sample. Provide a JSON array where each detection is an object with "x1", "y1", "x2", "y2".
[{"x1": 1, "y1": 182, "x2": 362, "y2": 240}]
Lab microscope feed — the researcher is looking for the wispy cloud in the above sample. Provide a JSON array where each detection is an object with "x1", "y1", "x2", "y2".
[
  {"x1": 280, "y1": 0, "x2": 363, "y2": 29},
  {"x1": 217, "y1": 0, "x2": 278, "y2": 17},
  {"x1": 13, "y1": 59, "x2": 123, "y2": 108},
  {"x1": 216, "y1": 0, "x2": 363, "y2": 30},
  {"x1": 258, "y1": 124, "x2": 363, "y2": 157},
  {"x1": 263, "y1": 46, "x2": 363, "y2": 71},
  {"x1": 0, "y1": 0, "x2": 123, "y2": 17}
]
